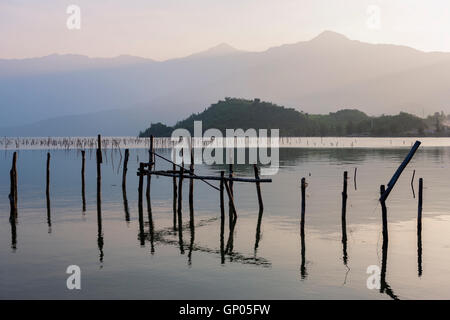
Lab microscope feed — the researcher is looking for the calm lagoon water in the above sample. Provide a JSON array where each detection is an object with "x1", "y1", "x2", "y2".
[{"x1": 2, "y1": 142, "x2": 450, "y2": 299}]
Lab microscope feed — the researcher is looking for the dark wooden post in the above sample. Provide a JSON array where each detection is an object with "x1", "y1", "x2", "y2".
[
  {"x1": 418, "y1": 178, "x2": 423, "y2": 277},
  {"x1": 177, "y1": 167, "x2": 185, "y2": 254},
  {"x1": 146, "y1": 136, "x2": 154, "y2": 199},
  {"x1": 300, "y1": 177, "x2": 307, "y2": 279},
  {"x1": 228, "y1": 164, "x2": 234, "y2": 227},
  {"x1": 253, "y1": 164, "x2": 263, "y2": 212},
  {"x1": 172, "y1": 163, "x2": 177, "y2": 231},
  {"x1": 301, "y1": 177, "x2": 306, "y2": 221},
  {"x1": 122, "y1": 149, "x2": 129, "y2": 191},
  {"x1": 220, "y1": 171, "x2": 225, "y2": 263},
  {"x1": 254, "y1": 165, "x2": 264, "y2": 252},
  {"x1": 380, "y1": 185, "x2": 388, "y2": 243},
  {"x1": 354, "y1": 167, "x2": 357, "y2": 190},
  {"x1": 9, "y1": 152, "x2": 18, "y2": 220},
  {"x1": 138, "y1": 163, "x2": 144, "y2": 210},
  {"x1": 342, "y1": 171, "x2": 348, "y2": 265},
  {"x1": 97, "y1": 134, "x2": 103, "y2": 163},
  {"x1": 96, "y1": 139, "x2": 104, "y2": 263},
  {"x1": 380, "y1": 140, "x2": 421, "y2": 202},
  {"x1": 189, "y1": 146, "x2": 194, "y2": 228},
  {"x1": 81, "y1": 150, "x2": 86, "y2": 212},
  {"x1": 224, "y1": 179, "x2": 237, "y2": 219},
  {"x1": 46, "y1": 152, "x2": 51, "y2": 228}
]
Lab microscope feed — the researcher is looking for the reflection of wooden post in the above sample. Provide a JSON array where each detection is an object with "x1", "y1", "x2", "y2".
[
  {"x1": 81, "y1": 150, "x2": 86, "y2": 212},
  {"x1": 172, "y1": 163, "x2": 177, "y2": 231}
]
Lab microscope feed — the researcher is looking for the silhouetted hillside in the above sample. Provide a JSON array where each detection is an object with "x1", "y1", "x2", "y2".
[{"x1": 140, "y1": 98, "x2": 441, "y2": 137}]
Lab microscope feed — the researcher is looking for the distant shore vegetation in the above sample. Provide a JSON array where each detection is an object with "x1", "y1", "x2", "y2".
[{"x1": 139, "y1": 98, "x2": 450, "y2": 137}]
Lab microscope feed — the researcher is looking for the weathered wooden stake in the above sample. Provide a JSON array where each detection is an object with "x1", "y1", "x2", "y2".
[
  {"x1": 220, "y1": 171, "x2": 225, "y2": 264},
  {"x1": 146, "y1": 136, "x2": 154, "y2": 199},
  {"x1": 354, "y1": 167, "x2": 357, "y2": 190},
  {"x1": 380, "y1": 185, "x2": 388, "y2": 243},
  {"x1": 224, "y1": 179, "x2": 237, "y2": 219},
  {"x1": 177, "y1": 167, "x2": 185, "y2": 254},
  {"x1": 342, "y1": 171, "x2": 348, "y2": 265},
  {"x1": 300, "y1": 177, "x2": 307, "y2": 279},
  {"x1": 138, "y1": 163, "x2": 144, "y2": 210},
  {"x1": 228, "y1": 164, "x2": 234, "y2": 227},
  {"x1": 81, "y1": 150, "x2": 86, "y2": 212},
  {"x1": 122, "y1": 149, "x2": 129, "y2": 191},
  {"x1": 418, "y1": 177, "x2": 423, "y2": 277},
  {"x1": 97, "y1": 134, "x2": 102, "y2": 163},
  {"x1": 254, "y1": 165, "x2": 264, "y2": 252},
  {"x1": 46, "y1": 152, "x2": 51, "y2": 228},
  {"x1": 9, "y1": 152, "x2": 18, "y2": 220},
  {"x1": 172, "y1": 163, "x2": 177, "y2": 231},
  {"x1": 380, "y1": 140, "x2": 421, "y2": 202},
  {"x1": 253, "y1": 165, "x2": 263, "y2": 212},
  {"x1": 189, "y1": 146, "x2": 194, "y2": 228}
]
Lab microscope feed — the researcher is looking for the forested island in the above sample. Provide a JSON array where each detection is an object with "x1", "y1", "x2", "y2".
[{"x1": 139, "y1": 98, "x2": 450, "y2": 137}]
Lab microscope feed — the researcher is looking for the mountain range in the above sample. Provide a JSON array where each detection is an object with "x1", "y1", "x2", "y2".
[{"x1": 1, "y1": 30, "x2": 450, "y2": 136}]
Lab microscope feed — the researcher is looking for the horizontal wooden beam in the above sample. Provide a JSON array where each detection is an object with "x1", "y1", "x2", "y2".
[{"x1": 137, "y1": 170, "x2": 272, "y2": 183}]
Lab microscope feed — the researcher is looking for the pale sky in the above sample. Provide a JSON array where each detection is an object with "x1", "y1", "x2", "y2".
[{"x1": 1, "y1": 0, "x2": 450, "y2": 60}]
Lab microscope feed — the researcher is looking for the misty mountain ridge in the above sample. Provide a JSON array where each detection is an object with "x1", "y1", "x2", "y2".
[{"x1": 1, "y1": 30, "x2": 450, "y2": 136}]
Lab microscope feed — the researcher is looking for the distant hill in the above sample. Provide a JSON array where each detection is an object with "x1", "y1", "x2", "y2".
[
  {"x1": 2, "y1": 30, "x2": 450, "y2": 136},
  {"x1": 140, "y1": 98, "x2": 446, "y2": 137}
]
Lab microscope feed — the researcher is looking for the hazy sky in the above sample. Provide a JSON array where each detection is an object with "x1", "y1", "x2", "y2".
[{"x1": 1, "y1": 0, "x2": 450, "y2": 60}]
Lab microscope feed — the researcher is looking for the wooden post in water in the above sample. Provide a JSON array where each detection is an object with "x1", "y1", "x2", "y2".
[
  {"x1": 220, "y1": 171, "x2": 225, "y2": 263},
  {"x1": 81, "y1": 150, "x2": 86, "y2": 212},
  {"x1": 224, "y1": 179, "x2": 237, "y2": 219},
  {"x1": 189, "y1": 144, "x2": 194, "y2": 228},
  {"x1": 341, "y1": 171, "x2": 348, "y2": 265},
  {"x1": 177, "y1": 167, "x2": 185, "y2": 254},
  {"x1": 380, "y1": 140, "x2": 421, "y2": 202},
  {"x1": 418, "y1": 178, "x2": 423, "y2": 277},
  {"x1": 138, "y1": 163, "x2": 144, "y2": 210},
  {"x1": 97, "y1": 134, "x2": 103, "y2": 163},
  {"x1": 146, "y1": 135, "x2": 154, "y2": 199},
  {"x1": 354, "y1": 167, "x2": 357, "y2": 191},
  {"x1": 253, "y1": 164, "x2": 263, "y2": 212},
  {"x1": 9, "y1": 152, "x2": 18, "y2": 220},
  {"x1": 46, "y1": 152, "x2": 51, "y2": 228},
  {"x1": 172, "y1": 163, "x2": 177, "y2": 231},
  {"x1": 228, "y1": 164, "x2": 234, "y2": 227},
  {"x1": 122, "y1": 149, "x2": 129, "y2": 191},
  {"x1": 300, "y1": 177, "x2": 307, "y2": 279},
  {"x1": 254, "y1": 165, "x2": 264, "y2": 252},
  {"x1": 380, "y1": 185, "x2": 388, "y2": 243}
]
